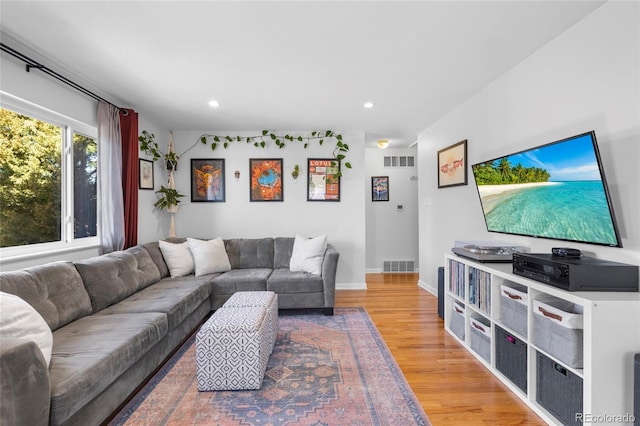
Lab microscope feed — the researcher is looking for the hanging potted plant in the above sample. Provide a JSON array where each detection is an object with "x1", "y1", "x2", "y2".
[
  {"x1": 164, "y1": 151, "x2": 179, "y2": 171},
  {"x1": 154, "y1": 186, "x2": 184, "y2": 213},
  {"x1": 291, "y1": 164, "x2": 300, "y2": 180}
]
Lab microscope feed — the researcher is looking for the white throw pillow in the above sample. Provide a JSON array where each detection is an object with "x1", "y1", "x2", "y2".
[
  {"x1": 289, "y1": 234, "x2": 327, "y2": 275},
  {"x1": 0, "y1": 291, "x2": 53, "y2": 367},
  {"x1": 159, "y1": 240, "x2": 195, "y2": 277},
  {"x1": 187, "y1": 237, "x2": 231, "y2": 276}
]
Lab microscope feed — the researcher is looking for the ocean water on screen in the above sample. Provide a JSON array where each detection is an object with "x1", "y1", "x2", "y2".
[{"x1": 484, "y1": 181, "x2": 617, "y2": 245}]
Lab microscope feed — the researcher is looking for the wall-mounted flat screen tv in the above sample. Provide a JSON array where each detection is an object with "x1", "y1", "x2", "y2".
[{"x1": 471, "y1": 131, "x2": 622, "y2": 247}]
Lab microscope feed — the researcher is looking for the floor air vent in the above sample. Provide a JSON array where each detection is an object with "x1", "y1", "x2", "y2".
[{"x1": 382, "y1": 260, "x2": 415, "y2": 273}]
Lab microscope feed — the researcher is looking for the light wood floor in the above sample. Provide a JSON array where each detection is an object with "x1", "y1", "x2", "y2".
[{"x1": 336, "y1": 273, "x2": 546, "y2": 426}]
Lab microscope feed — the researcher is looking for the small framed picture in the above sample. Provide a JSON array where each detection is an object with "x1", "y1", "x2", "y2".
[
  {"x1": 250, "y1": 158, "x2": 283, "y2": 201},
  {"x1": 139, "y1": 159, "x2": 154, "y2": 190},
  {"x1": 191, "y1": 159, "x2": 225, "y2": 202},
  {"x1": 307, "y1": 158, "x2": 340, "y2": 201},
  {"x1": 438, "y1": 139, "x2": 467, "y2": 188},
  {"x1": 371, "y1": 176, "x2": 389, "y2": 201}
]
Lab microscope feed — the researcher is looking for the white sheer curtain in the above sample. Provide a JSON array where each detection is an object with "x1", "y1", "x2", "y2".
[{"x1": 98, "y1": 101, "x2": 125, "y2": 253}]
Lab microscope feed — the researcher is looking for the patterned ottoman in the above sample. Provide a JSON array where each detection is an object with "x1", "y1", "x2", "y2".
[
  {"x1": 223, "y1": 291, "x2": 278, "y2": 349},
  {"x1": 196, "y1": 292, "x2": 278, "y2": 391}
]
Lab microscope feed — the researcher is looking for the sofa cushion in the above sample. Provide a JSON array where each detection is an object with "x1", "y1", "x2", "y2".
[
  {"x1": 48, "y1": 312, "x2": 168, "y2": 426},
  {"x1": 212, "y1": 268, "x2": 271, "y2": 294},
  {"x1": 0, "y1": 261, "x2": 92, "y2": 331},
  {"x1": 159, "y1": 240, "x2": 195, "y2": 277},
  {"x1": 289, "y1": 234, "x2": 327, "y2": 275},
  {"x1": 0, "y1": 291, "x2": 53, "y2": 366},
  {"x1": 273, "y1": 237, "x2": 295, "y2": 269},
  {"x1": 224, "y1": 238, "x2": 274, "y2": 269},
  {"x1": 96, "y1": 276, "x2": 214, "y2": 329},
  {"x1": 75, "y1": 247, "x2": 161, "y2": 313},
  {"x1": 267, "y1": 269, "x2": 324, "y2": 293},
  {"x1": 142, "y1": 241, "x2": 170, "y2": 278},
  {"x1": 188, "y1": 237, "x2": 231, "y2": 276},
  {"x1": 126, "y1": 245, "x2": 163, "y2": 291}
]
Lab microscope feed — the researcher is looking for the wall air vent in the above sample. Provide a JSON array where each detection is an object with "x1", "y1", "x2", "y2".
[
  {"x1": 382, "y1": 260, "x2": 416, "y2": 273},
  {"x1": 383, "y1": 156, "x2": 415, "y2": 168}
]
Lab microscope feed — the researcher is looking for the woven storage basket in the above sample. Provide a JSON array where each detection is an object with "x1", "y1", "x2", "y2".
[
  {"x1": 536, "y1": 351, "x2": 583, "y2": 425},
  {"x1": 495, "y1": 325, "x2": 527, "y2": 392}
]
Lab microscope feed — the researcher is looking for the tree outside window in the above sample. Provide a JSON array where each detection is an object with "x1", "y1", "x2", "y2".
[{"x1": 0, "y1": 108, "x2": 97, "y2": 248}]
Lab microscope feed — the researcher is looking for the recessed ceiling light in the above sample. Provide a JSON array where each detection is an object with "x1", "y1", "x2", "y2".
[
  {"x1": 364, "y1": 102, "x2": 374, "y2": 109},
  {"x1": 208, "y1": 100, "x2": 220, "y2": 108}
]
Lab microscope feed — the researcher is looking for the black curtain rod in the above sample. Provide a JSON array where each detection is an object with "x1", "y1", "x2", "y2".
[{"x1": 1, "y1": 42, "x2": 126, "y2": 112}]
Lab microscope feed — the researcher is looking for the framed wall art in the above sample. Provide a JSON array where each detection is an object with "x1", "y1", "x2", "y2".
[
  {"x1": 307, "y1": 158, "x2": 340, "y2": 201},
  {"x1": 191, "y1": 158, "x2": 225, "y2": 202},
  {"x1": 139, "y1": 159, "x2": 154, "y2": 190},
  {"x1": 371, "y1": 176, "x2": 389, "y2": 201},
  {"x1": 438, "y1": 139, "x2": 467, "y2": 188},
  {"x1": 250, "y1": 158, "x2": 283, "y2": 202}
]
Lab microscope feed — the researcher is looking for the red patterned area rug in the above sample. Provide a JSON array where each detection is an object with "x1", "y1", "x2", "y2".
[{"x1": 110, "y1": 307, "x2": 431, "y2": 425}]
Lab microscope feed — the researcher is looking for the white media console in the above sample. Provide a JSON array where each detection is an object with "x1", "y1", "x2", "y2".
[{"x1": 444, "y1": 252, "x2": 640, "y2": 425}]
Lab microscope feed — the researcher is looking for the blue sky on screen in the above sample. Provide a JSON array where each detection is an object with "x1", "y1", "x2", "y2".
[{"x1": 504, "y1": 133, "x2": 601, "y2": 181}]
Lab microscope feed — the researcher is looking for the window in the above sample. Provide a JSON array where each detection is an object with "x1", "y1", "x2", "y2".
[{"x1": 0, "y1": 95, "x2": 98, "y2": 251}]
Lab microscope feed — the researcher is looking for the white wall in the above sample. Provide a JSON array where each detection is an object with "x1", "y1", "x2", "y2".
[
  {"x1": 0, "y1": 44, "x2": 97, "y2": 129},
  {"x1": 417, "y1": 1, "x2": 640, "y2": 293},
  {"x1": 137, "y1": 130, "x2": 367, "y2": 288},
  {"x1": 364, "y1": 146, "x2": 419, "y2": 272}
]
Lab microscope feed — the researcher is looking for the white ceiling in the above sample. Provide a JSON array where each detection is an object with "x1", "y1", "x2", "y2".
[{"x1": 0, "y1": 1, "x2": 605, "y2": 148}]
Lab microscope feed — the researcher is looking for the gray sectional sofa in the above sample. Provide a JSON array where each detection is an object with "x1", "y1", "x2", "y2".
[{"x1": 0, "y1": 237, "x2": 339, "y2": 426}]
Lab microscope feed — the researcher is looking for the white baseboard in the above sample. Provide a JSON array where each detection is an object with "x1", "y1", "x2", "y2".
[
  {"x1": 336, "y1": 282, "x2": 367, "y2": 290},
  {"x1": 418, "y1": 279, "x2": 437, "y2": 296},
  {"x1": 365, "y1": 268, "x2": 382, "y2": 273}
]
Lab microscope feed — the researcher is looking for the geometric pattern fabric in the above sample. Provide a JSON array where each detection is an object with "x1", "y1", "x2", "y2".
[
  {"x1": 223, "y1": 291, "x2": 278, "y2": 349},
  {"x1": 195, "y1": 291, "x2": 278, "y2": 391}
]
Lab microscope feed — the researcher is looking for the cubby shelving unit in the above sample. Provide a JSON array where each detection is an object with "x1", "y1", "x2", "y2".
[{"x1": 444, "y1": 253, "x2": 640, "y2": 425}]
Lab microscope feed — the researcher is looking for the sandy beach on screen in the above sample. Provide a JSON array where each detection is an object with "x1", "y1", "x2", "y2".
[
  {"x1": 477, "y1": 182, "x2": 559, "y2": 213},
  {"x1": 477, "y1": 181, "x2": 559, "y2": 197}
]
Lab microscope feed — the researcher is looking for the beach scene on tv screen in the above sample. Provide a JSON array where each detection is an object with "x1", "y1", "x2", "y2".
[{"x1": 472, "y1": 134, "x2": 618, "y2": 246}]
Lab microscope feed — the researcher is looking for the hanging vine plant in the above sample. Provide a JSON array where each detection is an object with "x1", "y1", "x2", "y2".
[
  {"x1": 139, "y1": 129, "x2": 351, "y2": 176},
  {"x1": 139, "y1": 129, "x2": 350, "y2": 209},
  {"x1": 196, "y1": 130, "x2": 351, "y2": 174}
]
